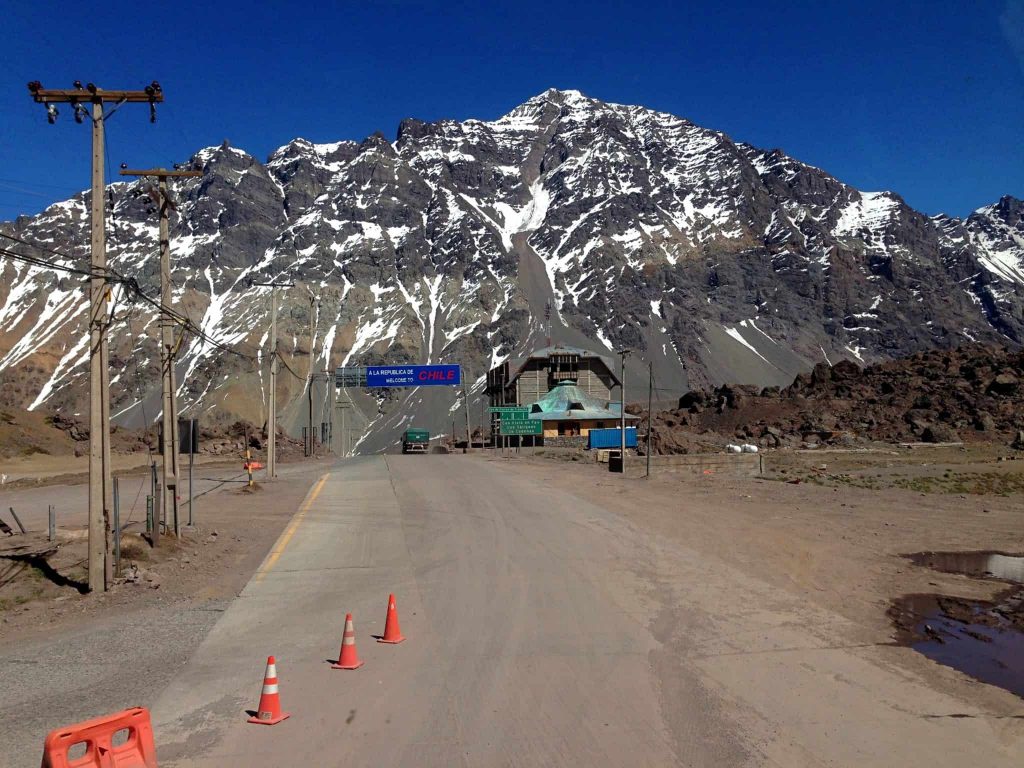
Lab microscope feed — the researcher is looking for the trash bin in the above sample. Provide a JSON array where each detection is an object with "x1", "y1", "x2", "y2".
[{"x1": 608, "y1": 450, "x2": 623, "y2": 473}]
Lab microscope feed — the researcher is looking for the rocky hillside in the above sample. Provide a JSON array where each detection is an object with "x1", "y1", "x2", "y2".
[
  {"x1": 648, "y1": 345, "x2": 1024, "y2": 453},
  {"x1": 0, "y1": 89, "x2": 1021, "y2": 452}
]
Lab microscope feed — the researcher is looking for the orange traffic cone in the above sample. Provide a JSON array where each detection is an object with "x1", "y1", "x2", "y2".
[
  {"x1": 332, "y1": 613, "x2": 364, "y2": 670},
  {"x1": 378, "y1": 593, "x2": 405, "y2": 644},
  {"x1": 247, "y1": 655, "x2": 291, "y2": 725}
]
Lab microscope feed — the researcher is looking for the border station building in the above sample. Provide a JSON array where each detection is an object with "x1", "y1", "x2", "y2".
[{"x1": 486, "y1": 344, "x2": 637, "y2": 442}]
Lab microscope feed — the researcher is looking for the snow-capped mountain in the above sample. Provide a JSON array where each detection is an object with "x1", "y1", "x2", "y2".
[{"x1": 1, "y1": 88, "x2": 1021, "y2": 452}]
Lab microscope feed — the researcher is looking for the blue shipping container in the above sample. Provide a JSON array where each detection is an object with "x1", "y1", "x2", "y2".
[{"x1": 588, "y1": 427, "x2": 638, "y2": 450}]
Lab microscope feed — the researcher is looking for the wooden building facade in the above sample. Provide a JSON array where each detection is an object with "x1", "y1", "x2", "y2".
[{"x1": 486, "y1": 344, "x2": 619, "y2": 407}]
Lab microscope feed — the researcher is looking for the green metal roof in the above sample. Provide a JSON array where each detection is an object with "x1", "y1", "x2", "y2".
[{"x1": 526, "y1": 381, "x2": 638, "y2": 422}]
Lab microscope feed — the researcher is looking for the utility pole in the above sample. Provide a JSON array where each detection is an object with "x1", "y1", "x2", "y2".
[
  {"x1": 252, "y1": 280, "x2": 294, "y2": 478},
  {"x1": 339, "y1": 392, "x2": 347, "y2": 457},
  {"x1": 269, "y1": 289, "x2": 278, "y2": 475},
  {"x1": 618, "y1": 349, "x2": 630, "y2": 474},
  {"x1": 647, "y1": 360, "x2": 653, "y2": 479},
  {"x1": 307, "y1": 293, "x2": 319, "y2": 457},
  {"x1": 463, "y1": 372, "x2": 472, "y2": 453},
  {"x1": 28, "y1": 80, "x2": 164, "y2": 592},
  {"x1": 119, "y1": 167, "x2": 201, "y2": 538}
]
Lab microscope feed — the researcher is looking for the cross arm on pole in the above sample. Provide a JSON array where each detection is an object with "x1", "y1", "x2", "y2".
[{"x1": 28, "y1": 87, "x2": 164, "y2": 104}]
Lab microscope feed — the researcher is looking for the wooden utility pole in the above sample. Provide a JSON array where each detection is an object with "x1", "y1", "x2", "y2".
[
  {"x1": 119, "y1": 168, "x2": 201, "y2": 538},
  {"x1": 28, "y1": 80, "x2": 164, "y2": 592},
  {"x1": 647, "y1": 360, "x2": 653, "y2": 478},
  {"x1": 307, "y1": 294, "x2": 319, "y2": 457},
  {"x1": 463, "y1": 372, "x2": 472, "y2": 453},
  {"x1": 253, "y1": 280, "x2": 293, "y2": 477},
  {"x1": 268, "y1": 288, "x2": 278, "y2": 476},
  {"x1": 340, "y1": 397, "x2": 347, "y2": 457}
]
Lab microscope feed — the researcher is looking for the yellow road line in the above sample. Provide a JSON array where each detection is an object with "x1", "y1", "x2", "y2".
[{"x1": 253, "y1": 472, "x2": 330, "y2": 582}]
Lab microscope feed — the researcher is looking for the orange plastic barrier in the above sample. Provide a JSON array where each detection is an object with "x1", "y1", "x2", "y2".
[{"x1": 41, "y1": 706, "x2": 158, "y2": 767}]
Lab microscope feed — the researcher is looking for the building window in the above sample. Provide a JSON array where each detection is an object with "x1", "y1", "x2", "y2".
[{"x1": 549, "y1": 354, "x2": 579, "y2": 386}]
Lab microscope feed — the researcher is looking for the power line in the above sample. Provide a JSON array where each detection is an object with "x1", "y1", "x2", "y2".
[
  {"x1": 0, "y1": 230, "x2": 90, "y2": 264},
  {"x1": 0, "y1": 240, "x2": 253, "y2": 361},
  {"x1": 0, "y1": 182, "x2": 64, "y2": 199},
  {"x1": 0, "y1": 176, "x2": 85, "y2": 193},
  {"x1": 0, "y1": 244, "x2": 95, "y2": 278},
  {"x1": 275, "y1": 349, "x2": 305, "y2": 379}
]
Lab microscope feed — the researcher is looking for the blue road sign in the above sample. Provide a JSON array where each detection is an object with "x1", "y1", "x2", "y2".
[{"x1": 365, "y1": 364, "x2": 462, "y2": 387}]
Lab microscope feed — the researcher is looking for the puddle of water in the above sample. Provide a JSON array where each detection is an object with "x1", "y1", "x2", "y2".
[
  {"x1": 906, "y1": 551, "x2": 1024, "y2": 583},
  {"x1": 908, "y1": 596, "x2": 1024, "y2": 698},
  {"x1": 894, "y1": 552, "x2": 1024, "y2": 698}
]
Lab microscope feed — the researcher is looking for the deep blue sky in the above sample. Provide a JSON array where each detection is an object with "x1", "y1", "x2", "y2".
[{"x1": 2, "y1": 0, "x2": 1022, "y2": 219}]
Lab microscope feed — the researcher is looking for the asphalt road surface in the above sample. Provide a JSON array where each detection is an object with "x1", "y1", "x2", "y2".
[
  {"x1": 148, "y1": 455, "x2": 1022, "y2": 767},
  {"x1": 153, "y1": 455, "x2": 690, "y2": 765}
]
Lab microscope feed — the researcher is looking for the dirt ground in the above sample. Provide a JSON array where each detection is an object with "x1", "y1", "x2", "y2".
[
  {"x1": 0, "y1": 459, "x2": 331, "y2": 639},
  {"x1": 8, "y1": 443, "x2": 1020, "y2": 671},
  {"x1": 516, "y1": 444, "x2": 1024, "y2": 714}
]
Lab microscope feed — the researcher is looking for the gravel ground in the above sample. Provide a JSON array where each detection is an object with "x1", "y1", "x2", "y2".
[{"x1": 0, "y1": 460, "x2": 328, "y2": 767}]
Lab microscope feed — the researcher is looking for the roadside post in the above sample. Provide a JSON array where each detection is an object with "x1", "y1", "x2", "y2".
[
  {"x1": 155, "y1": 482, "x2": 162, "y2": 537},
  {"x1": 8, "y1": 507, "x2": 25, "y2": 534},
  {"x1": 112, "y1": 477, "x2": 120, "y2": 575},
  {"x1": 189, "y1": 439, "x2": 194, "y2": 524},
  {"x1": 463, "y1": 374, "x2": 472, "y2": 453},
  {"x1": 149, "y1": 462, "x2": 159, "y2": 547},
  {"x1": 48, "y1": 505, "x2": 55, "y2": 542},
  {"x1": 179, "y1": 419, "x2": 198, "y2": 526}
]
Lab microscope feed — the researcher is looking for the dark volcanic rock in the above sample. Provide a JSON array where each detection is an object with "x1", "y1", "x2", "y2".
[{"x1": 663, "y1": 345, "x2": 1023, "y2": 449}]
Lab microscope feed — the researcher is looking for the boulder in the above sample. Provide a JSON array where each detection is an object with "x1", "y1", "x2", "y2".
[
  {"x1": 989, "y1": 372, "x2": 1020, "y2": 396},
  {"x1": 974, "y1": 412, "x2": 997, "y2": 432},
  {"x1": 678, "y1": 391, "x2": 705, "y2": 412},
  {"x1": 921, "y1": 424, "x2": 959, "y2": 443},
  {"x1": 831, "y1": 359, "x2": 861, "y2": 379}
]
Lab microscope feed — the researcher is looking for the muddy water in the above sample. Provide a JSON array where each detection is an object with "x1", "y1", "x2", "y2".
[
  {"x1": 898, "y1": 593, "x2": 1024, "y2": 698},
  {"x1": 896, "y1": 552, "x2": 1024, "y2": 699}
]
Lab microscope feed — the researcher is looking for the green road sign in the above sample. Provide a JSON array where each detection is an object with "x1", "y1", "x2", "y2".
[
  {"x1": 499, "y1": 418, "x2": 543, "y2": 436},
  {"x1": 489, "y1": 406, "x2": 529, "y2": 417}
]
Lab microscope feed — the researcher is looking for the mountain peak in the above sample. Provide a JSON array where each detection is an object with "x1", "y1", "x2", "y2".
[
  {"x1": 534, "y1": 87, "x2": 589, "y2": 103},
  {"x1": 3, "y1": 88, "x2": 1022, "y2": 441}
]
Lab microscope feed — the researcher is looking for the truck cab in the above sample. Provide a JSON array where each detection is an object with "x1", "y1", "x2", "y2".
[{"x1": 402, "y1": 428, "x2": 430, "y2": 454}]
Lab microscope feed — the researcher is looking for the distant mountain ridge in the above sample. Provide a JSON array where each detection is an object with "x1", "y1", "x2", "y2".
[{"x1": 0, "y1": 88, "x2": 1021, "y2": 453}]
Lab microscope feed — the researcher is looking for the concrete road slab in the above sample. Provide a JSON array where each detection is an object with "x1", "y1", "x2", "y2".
[{"x1": 149, "y1": 455, "x2": 1024, "y2": 767}]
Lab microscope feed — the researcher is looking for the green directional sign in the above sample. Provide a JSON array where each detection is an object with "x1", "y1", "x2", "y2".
[
  {"x1": 499, "y1": 418, "x2": 543, "y2": 436},
  {"x1": 489, "y1": 406, "x2": 529, "y2": 418}
]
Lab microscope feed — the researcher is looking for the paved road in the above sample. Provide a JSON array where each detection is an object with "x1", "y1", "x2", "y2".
[
  {"x1": 149, "y1": 455, "x2": 1021, "y2": 767},
  {"x1": 152, "y1": 455, "x2": 692, "y2": 765}
]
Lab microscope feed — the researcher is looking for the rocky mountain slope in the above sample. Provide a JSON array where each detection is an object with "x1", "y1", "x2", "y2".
[
  {"x1": 647, "y1": 345, "x2": 1024, "y2": 453},
  {"x1": 0, "y1": 89, "x2": 1021, "y2": 452}
]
